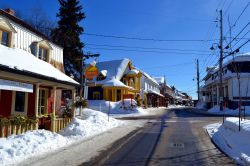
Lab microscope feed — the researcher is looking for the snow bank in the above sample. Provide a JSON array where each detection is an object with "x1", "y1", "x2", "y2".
[
  {"x1": 0, "y1": 130, "x2": 69, "y2": 165},
  {"x1": 206, "y1": 118, "x2": 250, "y2": 165},
  {"x1": 208, "y1": 105, "x2": 250, "y2": 115},
  {"x1": 0, "y1": 109, "x2": 123, "y2": 166},
  {"x1": 60, "y1": 108, "x2": 124, "y2": 139},
  {"x1": 88, "y1": 99, "x2": 145, "y2": 115}
]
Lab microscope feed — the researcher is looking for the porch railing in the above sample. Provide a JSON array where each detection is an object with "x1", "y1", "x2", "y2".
[
  {"x1": 0, "y1": 123, "x2": 37, "y2": 138},
  {"x1": 54, "y1": 117, "x2": 72, "y2": 133}
]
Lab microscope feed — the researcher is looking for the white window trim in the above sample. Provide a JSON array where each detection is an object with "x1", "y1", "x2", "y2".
[{"x1": 11, "y1": 91, "x2": 28, "y2": 115}]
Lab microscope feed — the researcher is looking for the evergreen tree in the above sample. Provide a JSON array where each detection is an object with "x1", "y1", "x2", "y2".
[{"x1": 52, "y1": 0, "x2": 85, "y2": 70}]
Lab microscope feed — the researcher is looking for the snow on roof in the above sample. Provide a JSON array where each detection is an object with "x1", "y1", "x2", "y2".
[
  {"x1": 0, "y1": 45, "x2": 79, "y2": 85},
  {"x1": 135, "y1": 67, "x2": 159, "y2": 85},
  {"x1": 100, "y1": 70, "x2": 107, "y2": 77},
  {"x1": 126, "y1": 69, "x2": 139, "y2": 75},
  {"x1": 166, "y1": 84, "x2": 171, "y2": 89},
  {"x1": 92, "y1": 58, "x2": 131, "y2": 87},
  {"x1": 153, "y1": 76, "x2": 164, "y2": 84},
  {"x1": 205, "y1": 53, "x2": 250, "y2": 76},
  {"x1": 96, "y1": 58, "x2": 130, "y2": 80},
  {"x1": 102, "y1": 78, "x2": 133, "y2": 89}
]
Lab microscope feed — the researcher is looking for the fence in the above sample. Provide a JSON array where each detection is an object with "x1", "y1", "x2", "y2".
[
  {"x1": 0, "y1": 123, "x2": 36, "y2": 137},
  {"x1": 54, "y1": 117, "x2": 72, "y2": 132}
]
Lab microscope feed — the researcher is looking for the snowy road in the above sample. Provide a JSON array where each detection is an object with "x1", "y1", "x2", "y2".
[{"x1": 88, "y1": 108, "x2": 236, "y2": 166}]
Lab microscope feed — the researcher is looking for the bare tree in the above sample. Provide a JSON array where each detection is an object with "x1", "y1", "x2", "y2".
[{"x1": 23, "y1": 6, "x2": 56, "y2": 38}]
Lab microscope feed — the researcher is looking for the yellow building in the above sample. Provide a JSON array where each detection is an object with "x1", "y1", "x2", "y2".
[{"x1": 87, "y1": 59, "x2": 142, "y2": 102}]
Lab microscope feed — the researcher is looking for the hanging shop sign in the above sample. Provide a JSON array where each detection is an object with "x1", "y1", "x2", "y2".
[
  {"x1": 85, "y1": 65, "x2": 99, "y2": 80},
  {"x1": 0, "y1": 79, "x2": 33, "y2": 93}
]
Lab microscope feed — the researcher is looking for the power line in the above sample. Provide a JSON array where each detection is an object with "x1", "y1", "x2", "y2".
[
  {"x1": 231, "y1": 29, "x2": 250, "y2": 48},
  {"x1": 84, "y1": 46, "x2": 209, "y2": 55},
  {"x1": 232, "y1": 1, "x2": 250, "y2": 27},
  {"x1": 225, "y1": 1, "x2": 250, "y2": 36},
  {"x1": 83, "y1": 33, "x2": 218, "y2": 42},
  {"x1": 225, "y1": 20, "x2": 250, "y2": 48},
  {"x1": 85, "y1": 43, "x2": 210, "y2": 53},
  {"x1": 142, "y1": 62, "x2": 194, "y2": 70}
]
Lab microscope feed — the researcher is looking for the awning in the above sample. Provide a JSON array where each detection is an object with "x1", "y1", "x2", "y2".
[
  {"x1": 148, "y1": 89, "x2": 164, "y2": 97},
  {"x1": 0, "y1": 79, "x2": 33, "y2": 93}
]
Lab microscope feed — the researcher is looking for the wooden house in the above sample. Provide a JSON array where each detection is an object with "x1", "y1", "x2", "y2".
[{"x1": 0, "y1": 9, "x2": 79, "y2": 137}]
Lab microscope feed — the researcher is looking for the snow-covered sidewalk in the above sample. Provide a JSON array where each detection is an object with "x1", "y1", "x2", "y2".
[
  {"x1": 18, "y1": 120, "x2": 147, "y2": 166},
  {"x1": 206, "y1": 117, "x2": 250, "y2": 165},
  {"x1": 0, "y1": 109, "x2": 125, "y2": 166}
]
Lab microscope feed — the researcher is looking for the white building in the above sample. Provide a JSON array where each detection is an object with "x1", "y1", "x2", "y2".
[
  {"x1": 199, "y1": 53, "x2": 250, "y2": 109},
  {"x1": 137, "y1": 69, "x2": 165, "y2": 107}
]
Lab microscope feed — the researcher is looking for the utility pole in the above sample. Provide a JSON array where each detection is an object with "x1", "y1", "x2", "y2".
[
  {"x1": 196, "y1": 59, "x2": 200, "y2": 101},
  {"x1": 219, "y1": 10, "x2": 224, "y2": 111}
]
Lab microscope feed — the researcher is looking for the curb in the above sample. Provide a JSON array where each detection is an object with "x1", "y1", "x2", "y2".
[{"x1": 204, "y1": 126, "x2": 236, "y2": 164}]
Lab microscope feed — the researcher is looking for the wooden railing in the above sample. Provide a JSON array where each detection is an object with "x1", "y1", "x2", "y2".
[
  {"x1": 0, "y1": 123, "x2": 37, "y2": 138},
  {"x1": 54, "y1": 117, "x2": 72, "y2": 132},
  {"x1": 0, "y1": 116, "x2": 72, "y2": 137}
]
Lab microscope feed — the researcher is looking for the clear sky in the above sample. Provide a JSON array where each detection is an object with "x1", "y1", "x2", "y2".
[{"x1": 1, "y1": 0, "x2": 250, "y2": 99}]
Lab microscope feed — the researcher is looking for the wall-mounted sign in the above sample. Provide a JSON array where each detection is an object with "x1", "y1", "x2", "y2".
[
  {"x1": 85, "y1": 65, "x2": 98, "y2": 80},
  {"x1": 0, "y1": 79, "x2": 33, "y2": 93}
]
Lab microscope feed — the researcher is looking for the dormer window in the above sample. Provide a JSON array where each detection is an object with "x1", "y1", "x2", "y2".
[
  {"x1": 31, "y1": 40, "x2": 52, "y2": 62},
  {"x1": 0, "y1": 30, "x2": 9, "y2": 46},
  {"x1": 0, "y1": 18, "x2": 17, "y2": 48},
  {"x1": 39, "y1": 46, "x2": 48, "y2": 61}
]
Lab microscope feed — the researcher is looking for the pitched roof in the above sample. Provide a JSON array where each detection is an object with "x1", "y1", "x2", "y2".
[
  {"x1": 93, "y1": 58, "x2": 132, "y2": 87},
  {"x1": 0, "y1": 45, "x2": 79, "y2": 86},
  {"x1": 153, "y1": 76, "x2": 165, "y2": 84}
]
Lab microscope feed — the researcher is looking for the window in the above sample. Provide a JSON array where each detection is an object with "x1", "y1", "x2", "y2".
[
  {"x1": 93, "y1": 92, "x2": 100, "y2": 100},
  {"x1": 117, "y1": 90, "x2": 121, "y2": 101},
  {"x1": 38, "y1": 89, "x2": 48, "y2": 115},
  {"x1": 108, "y1": 90, "x2": 112, "y2": 101},
  {"x1": 15, "y1": 92, "x2": 25, "y2": 112},
  {"x1": 38, "y1": 47, "x2": 48, "y2": 62},
  {"x1": 0, "y1": 30, "x2": 9, "y2": 46}
]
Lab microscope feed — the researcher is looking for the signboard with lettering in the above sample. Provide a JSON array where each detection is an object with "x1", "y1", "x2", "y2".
[
  {"x1": 0, "y1": 79, "x2": 33, "y2": 93},
  {"x1": 85, "y1": 65, "x2": 98, "y2": 80}
]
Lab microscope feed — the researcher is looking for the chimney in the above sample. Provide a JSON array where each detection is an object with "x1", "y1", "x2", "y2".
[{"x1": 4, "y1": 8, "x2": 15, "y2": 16}]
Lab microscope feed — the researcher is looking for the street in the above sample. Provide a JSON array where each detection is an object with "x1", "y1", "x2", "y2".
[{"x1": 85, "y1": 107, "x2": 236, "y2": 166}]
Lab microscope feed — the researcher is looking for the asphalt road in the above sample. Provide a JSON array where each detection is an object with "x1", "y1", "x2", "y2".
[{"x1": 87, "y1": 107, "x2": 236, "y2": 166}]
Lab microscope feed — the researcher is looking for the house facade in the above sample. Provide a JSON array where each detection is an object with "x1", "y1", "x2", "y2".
[
  {"x1": 199, "y1": 54, "x2": 250, "y2": 109},
  {"x1": 0, "y1": 9, "x2": 78, "y2": 137},
  {"x1": 87, "y1": 59, "x2": 142, "y2": 102},
  {"x1": 86, "y1": 58, "x2": 165, "y2": 108},
  {"x1": 139, "y1": 71, "x2": 165, "y2": 107}
]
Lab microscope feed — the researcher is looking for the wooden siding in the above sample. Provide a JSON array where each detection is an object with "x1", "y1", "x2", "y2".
[{"x1": 0, "y1": 15, "x2": 64, "y2": 65}]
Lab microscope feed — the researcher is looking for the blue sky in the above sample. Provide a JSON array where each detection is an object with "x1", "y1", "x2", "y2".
[{"x1": 1, "y1": 0, "x2": 250, "y2": 99}]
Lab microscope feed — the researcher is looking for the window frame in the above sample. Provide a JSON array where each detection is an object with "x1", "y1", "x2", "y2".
[
  {"x1": 11, "y1": 91, "x2": 28, "y2": 115},
  {"x1": 38, "y1": 88, "x2": 49, "y2": 116},
  {"x1": 0, "y1": 28, "x2": 10, "y2": 47},
  {"x1": 38, "y1": 46, "x2": 49, "y2": 62},
  {"x1": 93, "y1": 92, "x2": 101, "y2": 100}
]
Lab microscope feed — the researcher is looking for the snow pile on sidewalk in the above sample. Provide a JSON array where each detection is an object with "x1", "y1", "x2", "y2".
[
  {"x1": 0, "y1": 109, "x2": 123, "y2": 166},
  {"x1": 208, "y1": 105, "x2": 250, "y2": 115},
  {"x1": 60, "y1": 108, "x2": 124, "y2": 139},
  {"x1": 88, "y1": 99, "x2": 146, "y2": 115},
  {"x1": 0, "y1": 130, "x2": 69, "y2": 165},
  {"x1": 206, "y1": 117, "x2": 250, "y2": 165}
]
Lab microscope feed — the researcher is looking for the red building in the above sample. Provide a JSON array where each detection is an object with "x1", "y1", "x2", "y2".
[{"x1": 0, "y1": 9, "x2": 79, "y2": 137}]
